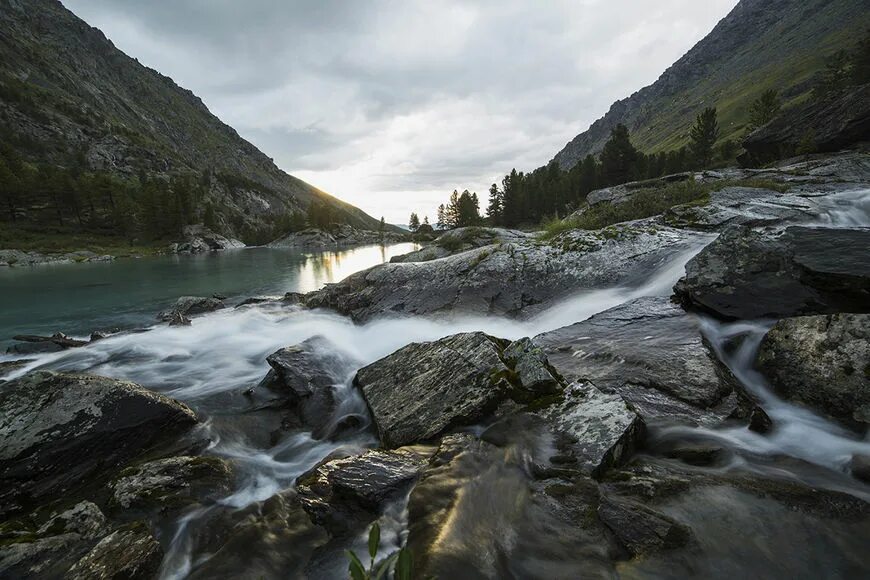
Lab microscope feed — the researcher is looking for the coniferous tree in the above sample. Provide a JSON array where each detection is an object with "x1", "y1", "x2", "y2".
[
  {"x1": 486, "y1": 183, "x2": 504, "y2": 225},
  {"x1": 408, "y1": 212, "x2": 420, "y2": 232},
  {"x1": 689, "y1": 108, "x2": 720, "y2": 168},
  {"x1": 600, "y1": 124, "x2": 639, "y2": 186},
  {"x1": 748, "y1": 89, "x2": 781, "y2": 129}
]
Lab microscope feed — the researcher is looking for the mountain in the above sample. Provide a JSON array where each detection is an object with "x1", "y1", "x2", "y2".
[
  {"x1": 0, "y1": 0, "x2": 389, "y2": 245},
  {"x1": 552, "y1": 0, "x2": 870, "y2": 169}
]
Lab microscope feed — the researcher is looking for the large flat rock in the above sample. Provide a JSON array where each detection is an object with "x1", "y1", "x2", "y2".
[
  {"x1": 0, "y1": 371, "x2": 198, "y2": 515},
  {"x1": 757, "y1": 313, "x2": 870, "y2": 429},
  {"x1": 674, "y1": 226, "x2": 870, "y2": 319}
]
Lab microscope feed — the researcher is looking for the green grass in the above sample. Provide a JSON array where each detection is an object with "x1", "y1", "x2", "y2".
[
  {"x1": 0, "y1": 225, "x2": 166, "y2": 257},
  {"x1": 539, "y1": 178, "x2": 790, "y2": 239}
]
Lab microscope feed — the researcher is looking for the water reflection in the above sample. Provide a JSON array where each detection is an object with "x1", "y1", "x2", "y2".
[{"x1": 294, "y1": 243, "x2": 401, "y2": 293}]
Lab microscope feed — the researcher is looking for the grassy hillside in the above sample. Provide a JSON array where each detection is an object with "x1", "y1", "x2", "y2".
[
  {"x1": 553, "y1": 0, "x2": 870, "y2": 168},
  {"x1": 0, "y1": 0, "x2": 390, "y2": 248}
]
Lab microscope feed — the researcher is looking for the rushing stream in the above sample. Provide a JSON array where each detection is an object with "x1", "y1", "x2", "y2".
[{"x1": 1, "y1": 188, "x2": 869, "y2": 578}]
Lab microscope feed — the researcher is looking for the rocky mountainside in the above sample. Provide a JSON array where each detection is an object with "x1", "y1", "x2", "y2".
[
  {"x1": 0, "y1": 0, "x2": 386, "y2": 240},
  {"x1": 552, "y1": 0, "x2": 869, "y2": 169}
]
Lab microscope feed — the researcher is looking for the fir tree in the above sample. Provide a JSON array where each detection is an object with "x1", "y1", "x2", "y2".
[{"x1": 689, "y1": 107, "x2": 720, "y2": 168}]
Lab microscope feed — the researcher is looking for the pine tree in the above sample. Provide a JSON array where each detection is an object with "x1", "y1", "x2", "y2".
[
  {"x1": 408, "y1": 212, "x2": 420, "y2": 231},
  {"x1": 748, "y1": 89, "x2": 781, "y2": 129},
  {"x1": 689, "y1": 107, "x2": 720, "y2": 168},
  {"x1": 600, "y1": 124, "x2": 639, "y2": 186},
  {"x1": 486, "y1": 183, "x2": 503, "y2": 225}
]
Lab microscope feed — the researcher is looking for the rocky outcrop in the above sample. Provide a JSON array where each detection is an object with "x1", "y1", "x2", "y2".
[
  {"x1": 296, "y1": 447, "x2": 433, "y2": 533},
  {"x1": 108, "y1": 456, "x2": 234, "y2": 514},
  {"x1": 0, "y1": 371, "x2": 198, "y2": 516},
  {"x1": 391, "y1": 227, "x2": 535, "y2": 263},
  {"x1": 157, "y1": 295, "x2": 225, "y2": 321},
  {"x1": 0, "y1": 249, "x2": 115, "y2": 267},
  {"x1": 255, "y1": 336, "x2": 359, "y2": 439},
  {"x1": 597, "y1": 494, "x2": 692, "y2": 556},
  {"x1": 674, "y1": 226, "x2": 870, "y2": 319},
  {"x1": 66, "y1": 523, "x2": 163, "y2": 580},
  {"x1": 169, "y1": 224, "x2": 245, "y2": 254},
  {"x1": 267, "y1": 225, "x2": 407, "y2": 250},
  {"x1": 757, "y1": 313, "x2": 870, "y2": 429},
  {"x1": 354, "y1": 332, "x2": 562, "y2": 448},
  {"x1": 306, "y1": 223, "x2": 706, "y2": 322},
  {"x1": 6, "y1": 331, "x2": 89, "y2": 355},
  {"x1": 742, "y1": 84, "x2": 870, "y2": 165},
  {"x1": 536, "y1": 297, "x2": 741, "y2": 425}
]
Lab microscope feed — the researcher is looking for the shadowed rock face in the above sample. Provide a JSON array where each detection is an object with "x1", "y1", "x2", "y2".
[
  {"x1": 536, "y1": 297, "x2": 741, "y2": 426},
  {"x1": 157, "y1": 296, "x2": 225, "y2": 321},
  {"x1": 66, "y1": 524, "x2": 163, "y2": 580},
  {"x1": 758, "y1": 313, "x2": 870, "y2": 430},
  {"x1": 0, "y1": 371, "x2": 198, "y2": 516},
  {"x1": 674, "y1": 225, "x2": 870, "y2": 320},
  {"x1": 354, "y1": 332, "x2": 563, "y2": 448}
]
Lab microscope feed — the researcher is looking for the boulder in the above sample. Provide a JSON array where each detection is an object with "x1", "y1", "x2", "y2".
[
  {"x1": 108, "y1": 455, "x2": 234, "y2": 514},
  {"x1": 66, "y1": 523, "x2": 163, "y2": 580},
  {"x1": 296, "y1": 446, "x2": 433, "y2": 533},
  {"x1": 536, "y1": 297, "x2": 740, "y2": 425},
  {"x1": 742, "y1": 84, "x2": 870, "y2": 165},
  {"x1": 674, "y1": 226, "x2": 870, "y2": 319},
  {"x1": 157, "y1": 295, "x2": 224, "y2": 321},
  {"x1": 757, "y1": 313, "x2": 870, "y2": 429},
  {"x1": 850, "y1": 454, "x2": 870, "y2": 484},
  {"x1": 597, "y1": 495, "x2": 692, "y2": 556},
  {"x1": 305, "y1": 224, "x2": 707, "y2": 322},
  {"x1": 172, "y1": 224, "x2": 245, "y2": 254},
  {"x1": 0, "y1": 371, "x2": 198, "y2": 515},
  {"x1": 354, "y1": 332, "x2": 562, "y2": 448},
  {"x1": 257, "y1": 336, "x2": 359, "y2": 438}
]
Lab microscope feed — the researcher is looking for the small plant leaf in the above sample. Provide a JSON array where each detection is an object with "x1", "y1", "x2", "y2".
[
  {"x1": 396, "y1": 547, "x2": 413, "y2": 580},
  {"x1": 347, "y1": 550, "x2": 367, "y2": 580},
  {"x1": 372, "y1": 552, "x2": 399, "y2": 580},
  {"x1": 368, "y1": 522, "x2": 380, "y2": 561}
]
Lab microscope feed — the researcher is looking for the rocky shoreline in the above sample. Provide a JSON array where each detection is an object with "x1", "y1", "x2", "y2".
[{"x1": 1, "y1": 150, "x2": 869, "y2": 578}]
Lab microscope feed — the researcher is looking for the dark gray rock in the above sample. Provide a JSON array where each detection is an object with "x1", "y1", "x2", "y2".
[
  {"x1": 850, "y1": 454, "x2": 870, "y2": 484},
  {"x1": 296, "y1": 446, "x2": 433, "y2": 533},
  {"x1": 168, "y1": 311, "x2": 192, "y2": 326},
  {"x1": 66, "y1": 523, "x2": 163, "y2": 580},
  {"x1": 354, "y1": 332, "x2": 561, "y2": 448},
  {"x1": 0, "y1": 371, "x2": 198, "y2": 516},
  {"x1": 172, "y1": 224, "x2": 245, "y2": 254},
  {"x1": 157, "y1": 295, "x2": 225, "y2": 321},
  {"x1": 536, "y1": 297, "x2": 740, "y2": 425},
  {"x1": 757, "y1": 313, "x2": 870, "y2": 429},
  {"x1": 674, "y1": 226, "x2": 870, "y2": 319},
  {"x1": 108, "y1": 455, "x2": 234, "y2": 515},
  {"x1": 306, "y1": 224, "x2": 707, "y2": 322},
  {"x1": 597, "y1": 495, "x2": 692, "y2": 556}
]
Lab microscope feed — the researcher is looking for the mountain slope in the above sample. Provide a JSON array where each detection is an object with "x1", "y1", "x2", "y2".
[
  {"x1": 552, "y1": 0, "x2": 870, "y2": 169},
  {"x1": 0, "y1": 0, "x2": 388, "y2": 242}
]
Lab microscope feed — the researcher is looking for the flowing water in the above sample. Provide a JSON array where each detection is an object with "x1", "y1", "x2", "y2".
[{"x1": 1, "y1": 188, "x2": 869, "y2": 578}]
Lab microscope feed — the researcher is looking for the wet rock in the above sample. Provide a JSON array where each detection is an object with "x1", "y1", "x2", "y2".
[
  {"x1": 0, "y1": 371, "x2": 198, "y2": 516},
  {"x1": 186, "y1": 491, "x2": 328, "y2": 579},
  {"x1": 674, "y1": 226, "x2": 870, "y2": 319},
  {"x1": 167, "y1": 311, "x2": 191, "y2": 326},
  {"x1": 354, "y1": 332, "x2": 561, "y2": 448},
  {"x1": 0, "y1": 501, "x2": 108, "y2": 578},
  {"x1": 597, "y1": 495, "x2": 692, "y2": 556},
  {"x1": 7, "y1": 332, "x2": 89, "y2": 354},
  {"x1": 660, "y1": 442, "x2": 728, "y2": 467},
  {"x1": 296, "y1": 446, "x2": 433, "y2": 533},
  {"x1": 757, "y1": 313, "x2": 870, "y2": 429},
  {"x1": 305, "y1": 223, "x2": 706, "y2": 322},
  {"x1": 536, "y1": 382, "x2": 644, "y2": 477},
  {"x1": 850, "y1": 455, "x2": 870, "y2": 484},
  {"x1": 537, "y1": 297, "x2": 740, "y2": 425},
  {"x1": 502, "y1": 337, "x2": 562, "y2": 394},
  {"x1": 171, "y1": 224, "x2": 245, "y2": 254},
  {"x1": 391, "y1": 227, "x2": 534, "y2": 263},
  {"x1": 257, "y1": 336, "x2": 358, "y2": 439},
  {"x1": 108, "y1": 455, "x2": 234, "y2": 514},
  {"x1": 0, "y1": 358, "x2": 34, "y2": 375},
  {"x1": 157, "y1": 295, "x2": 224, "y2": 321},
  {"x1": 66, "y1": 522, "x2": 163, "y2": 580},
  {"x1": 748, "y1": 406, "x2": 774, "y2": 433}
]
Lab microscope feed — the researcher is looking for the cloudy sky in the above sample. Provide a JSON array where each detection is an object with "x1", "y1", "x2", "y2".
[{"x1": 65, "y1": 0, "x2": 737, "y2": 223}]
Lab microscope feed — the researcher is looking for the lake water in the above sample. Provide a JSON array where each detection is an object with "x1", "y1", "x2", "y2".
[{"x1": 0, "y1": 243, "x2": 419, "y2": 349}]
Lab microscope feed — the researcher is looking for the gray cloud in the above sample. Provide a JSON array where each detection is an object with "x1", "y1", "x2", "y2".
[{"x1": 63, "y1": 0, "x2": 738, "y2": 222}]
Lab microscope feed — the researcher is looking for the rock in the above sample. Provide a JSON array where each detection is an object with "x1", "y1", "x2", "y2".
[
  {"x1": 502, "y1": 337, "x2": 562, "y2": 394},
  {"x1": 257, "y1": 336, "x2": 358, "y2": 439},
  {"x1": 354, "y1": 332, "x2": 561, "y2": 448},
  {"x1": 296, "y1": 446, "x2": 433, "y2": 533},
  {"x1": 850, "y1": 455, "x2": 870, "y2": 484},
  {"x1": 742, "y1": 84, "x2": 870, "y2": 165},
  {"x1": 185, "y1": 491, "x2": 328, "y2": 579},
  {"x1": 167, "y1": 311, "x2": 191, "y2": 326},
  {"x1": 597, "y1": 495, "x2": 692, "y2": 556},
  {"x1": 267, "y1": 225, "x2": 407, "y2": 250},
  {"x1": 748, "y1": 406, "x2": 773, "y2": 433},
  {"x1": 66, "y1": 523, "x2": 163, "y2": 580},
  {"x1": 0, "y1": 501, "x2": 108, "y2": 578},
  {"x1": 0, "y1": 358, "x2": 34, "y2": 375},
  {"x1": 674, "y1": 226, "x2": 870, "y2": 319},
  {"x1": 0, "y1": 371, "x2": 198, "y2": 516},
  {"x1": 757, "y1": 313, "x2": 870, "y2": 429},
  {"x1": 235, "y1": 295, "x2": 279, "y2": 308},
  {"x1": 172, "y1": 224, "x2": 245, "y2": 254},
  {"x1": 536, "y1": 297, "x2": 740, "y2": 425},
  {"x1": 157, "y1": 295, "x2": 224, "y2": 321},
  {"x1": 7, "y1": 331, "x2": 88, "y2": 354},
  {"x1": 108, "y1": 455, "x2": 234, "y2": 514},
  {"x1": 390, "y1": 227, "x2": 535, "y2": 263},
  {"x1": 305, "y1": 223, "x2": 707, "y2": 322},
  {"x1": 536, "y1": 382, "x2": 644, "y2": 477}
]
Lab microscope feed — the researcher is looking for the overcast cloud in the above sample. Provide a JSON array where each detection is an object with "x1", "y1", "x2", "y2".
[{"x1": 63, "y1": 0, "x2": 737, "y2": 223}]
